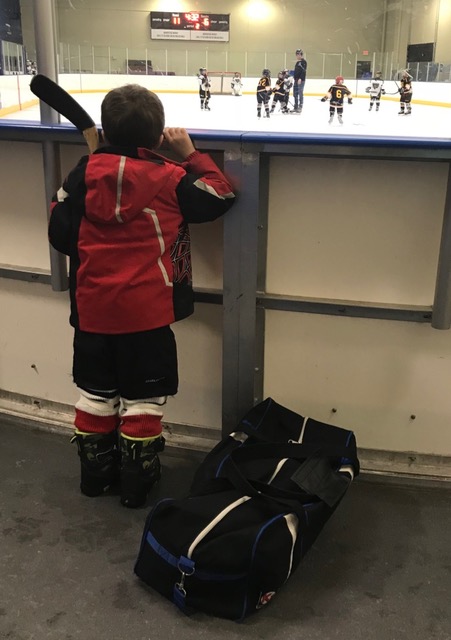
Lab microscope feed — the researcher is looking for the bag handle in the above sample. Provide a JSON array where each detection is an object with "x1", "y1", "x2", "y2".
[
  {"x1": 222, "y1": 456, "x2": 313, "y2": 520},
  {"x1": 229, "y1": 441, "x2": 358, "y2": 470},
  {"x1": 224, "y1": 442, "x2": 355, "y2": 509}
]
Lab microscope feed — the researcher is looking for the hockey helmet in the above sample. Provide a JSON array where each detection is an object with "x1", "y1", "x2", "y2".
[
  {"x1": 262, "y1": 68, "x2": 270, "y2": 77},
  {"x1": 335, "y1": 75, "x2": 344, "y2": 84},
  {"x1": 375, "y1": 70, "x2": 382, "y2": 77},
  {"x1": 295, "y1": 49, "x2": 303, "y2": 55},
  {"x1": 199, "y1": 67, "x2": 206, "y2": 74}
]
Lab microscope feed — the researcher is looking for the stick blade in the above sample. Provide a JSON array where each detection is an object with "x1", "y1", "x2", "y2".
[{"x1": 30, "y1": 74, "x2": 95, "y2": 132}]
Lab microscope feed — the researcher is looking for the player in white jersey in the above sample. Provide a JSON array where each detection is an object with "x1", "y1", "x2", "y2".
[
  {"x1": 197, "y1": 68, "x2": 211, "y2": 110},
  {"x1": 366, "y1": 71, "x2": 385, "y2": 112}
]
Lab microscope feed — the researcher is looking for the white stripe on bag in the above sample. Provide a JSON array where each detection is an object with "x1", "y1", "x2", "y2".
[
  {"x1": 187, "y1": 496, "x2": 252, "y2": 559},
  {"x1": 267, "y1": 416, "x2": 310, "y2": 484},
  {"x1": 283, "y1": 513, "x2": 299, "y2": 581}
]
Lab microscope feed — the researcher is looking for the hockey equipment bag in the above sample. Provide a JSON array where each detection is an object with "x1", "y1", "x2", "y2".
[{"x1": 134, "y1": 398, "x2": 359, "y2": 620}]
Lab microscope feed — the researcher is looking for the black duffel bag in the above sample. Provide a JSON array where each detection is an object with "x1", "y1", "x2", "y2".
[{"x1": 134, "y1": 398, "x2": 359, "y2": 620}]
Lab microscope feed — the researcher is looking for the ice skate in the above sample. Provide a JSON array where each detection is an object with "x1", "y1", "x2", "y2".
[
  {"x1": 71, "y1": 430, "x2": 120, "y2": 497},
  {"x1": 338, "y1": 115, "x2": 343, "y2": 124},
  {"x1": 119, "y1": 434, "x2": 165, "y2": 508},
  {"x1": 328, "y1": 116, "x2": 334, "y2": 124},
  {"x1": 398, "y1": 110, "x2": 405, "y2": 115}
]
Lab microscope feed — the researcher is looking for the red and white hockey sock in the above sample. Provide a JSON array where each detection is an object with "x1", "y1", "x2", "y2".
[
  {"x1": 74, "y1": 388, "x2": 120, "y2": 434},
  {"x1": 119, "y1": 396, "x2": 166, "y2": 440}
]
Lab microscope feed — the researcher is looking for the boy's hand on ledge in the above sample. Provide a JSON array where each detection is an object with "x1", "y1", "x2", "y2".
[{"x1": 163, "y1": 127, "x2": 196, "y2": 161}]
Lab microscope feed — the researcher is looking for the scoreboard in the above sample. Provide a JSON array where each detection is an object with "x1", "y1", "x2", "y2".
[{"x1": 150, "y1": 12, "x2": 230, "y2": 42}]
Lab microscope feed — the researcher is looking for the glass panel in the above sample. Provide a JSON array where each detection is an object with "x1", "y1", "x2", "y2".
[
  {"x1": 150, "y1": 49, "x2": 169, "y2": 76},
  {"x1": 247, "y1": 51, "x2": 266, "y2": 78},
  {"x1": 266, "y1": 52, "x2": 286, "y2": 76},
  {"x1": 92, "y1": 46, "x2": 110, "y2": 74},
  {"x1": 206, "y1": 50, "x2": 228, "y2": 73},
  {"x1": 79, "y1": 44, "x2": 93, "y2": 74},
  {"x1": 108, "y1": 47, "x2": 126, "y2": 74}
]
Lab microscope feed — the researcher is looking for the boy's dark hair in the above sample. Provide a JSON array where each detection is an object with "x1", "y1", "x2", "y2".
[{"x1": 101, "y1": 84, "x2": 165, "y2": 149}]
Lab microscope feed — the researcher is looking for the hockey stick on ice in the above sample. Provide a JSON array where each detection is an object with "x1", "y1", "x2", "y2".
[{"x1": 30, "y1": 74, "x2": 99, "y2": 153}]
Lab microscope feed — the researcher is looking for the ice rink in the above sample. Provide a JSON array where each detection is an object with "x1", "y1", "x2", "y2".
[{"x1": 3, "y1": 88, "x2": 451, "y2": 140}]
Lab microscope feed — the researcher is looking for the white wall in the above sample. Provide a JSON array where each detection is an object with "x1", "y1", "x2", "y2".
[{"x1": 264, "y1": 155, "x2": 451, "y2": 455}]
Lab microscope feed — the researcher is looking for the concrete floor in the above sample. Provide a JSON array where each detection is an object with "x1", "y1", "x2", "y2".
[{"x1": 1, "y1": 418, "x2": 451, "y2": 640}]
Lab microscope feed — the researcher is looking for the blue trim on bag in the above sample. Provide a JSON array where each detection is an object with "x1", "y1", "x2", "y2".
[
  {"x1": 339, "y1": 431, "x2": 355, "y2": 469},
  {"x1": 216, "y1": 399, "x2": 274, "y2": 477},
  {"x1": 215, "y1": 440, "x2": 244, "y2": 478},
  {"x1": 146, "y1": 532, "x2": 247, "y2": 581},
  {"x1": 241, "y1": 397, "x2": 273, "y2": 431},
  {"x1": 239, "y1": 512, "x2": 288, "y2": 621},
  {"x1": 134, "y1": 498, "x2": 174, "y2": 573}
]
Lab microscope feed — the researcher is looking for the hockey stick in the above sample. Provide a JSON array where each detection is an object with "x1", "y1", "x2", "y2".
[
  {"x1": 30, "y1": 74, "x2": 99, "y2": 153},
  {"x1": 383, "y1": 79, "x2": 401, "y2": 96}
]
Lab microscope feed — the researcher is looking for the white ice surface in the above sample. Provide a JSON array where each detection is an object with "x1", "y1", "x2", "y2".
[{"x1": 3, "y1": 91, "x2": 451, "y2": 142}]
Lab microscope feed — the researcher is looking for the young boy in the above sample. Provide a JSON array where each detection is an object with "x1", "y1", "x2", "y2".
[
  {"x1": 256, "y1": 68, "x2": 272, "y2": 118},
  {"x1": 48, "y1": 84, "x2": 236, "y2": 508},
  {"x1": 366, "y1": 71, "x2": 385, "y2": 111},
  {"x1": 197, "y1": 67, "x2": 211, "y2": 110},
  {"x1": 270, "y1": 70, "x2": 292, "y2": 114},
  {"x1": 231, "y1": 73, "x2": 243, "y2": 96},
  {"x1": 398, "y1": 69, "x2": 413, "y2": 115},
  {"x1": 321, "y1": 75, "x2": 353, "y2": 124}
]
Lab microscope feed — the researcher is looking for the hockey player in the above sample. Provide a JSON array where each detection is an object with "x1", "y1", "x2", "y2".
[
  {"x1": 270, "y1": 70, "x2": 292, "y2": 114},
  {"x1": 198, "y1": 67, "x2": 211, "y2": 110},
  {"x1": 321, "y1": 76, "x2": 352, "y2": 124},
  {"x1": 231, "y1": 72, "x2": 243, "y2": 96},
  {"x1": 256, "y1": 69, "x2": 272, "y2": 118},
  {"x1": 366, "y1": 71, "x2": 385, "y2": 111},
  {"x1": 398, "y1": 69, "x2": 413, "y2": 115}
]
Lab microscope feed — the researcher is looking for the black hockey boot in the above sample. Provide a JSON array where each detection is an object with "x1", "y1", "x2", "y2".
[
  {"x1": 119, "y1": 435, "x2": 165, "y2": 508},
  {"x1": 71, "y1": 430, "x2": 120, "y2": 497}
]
